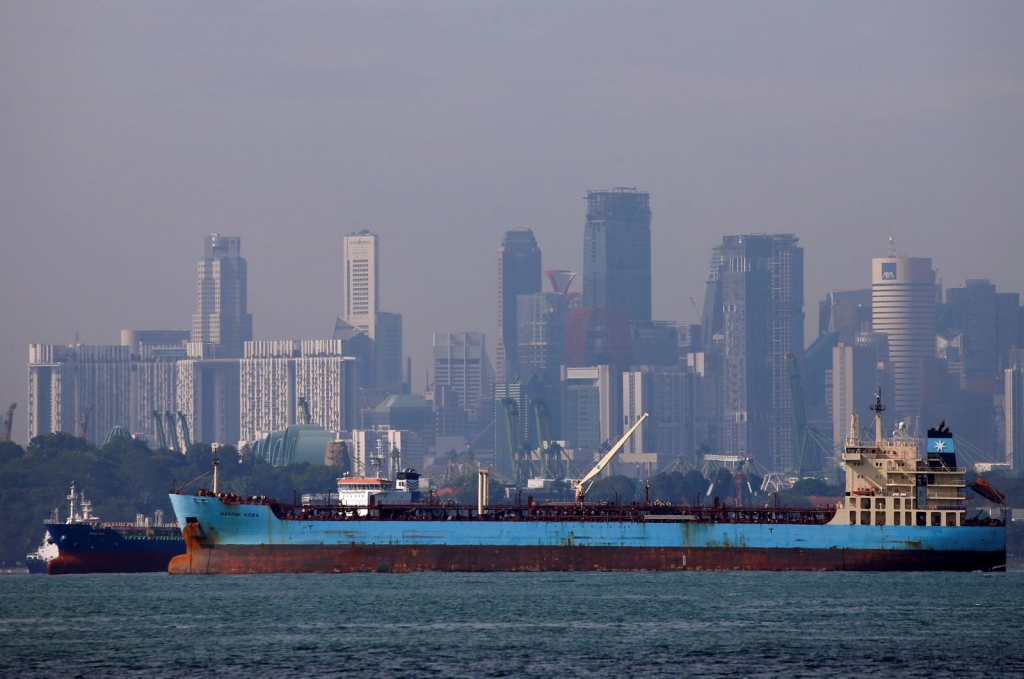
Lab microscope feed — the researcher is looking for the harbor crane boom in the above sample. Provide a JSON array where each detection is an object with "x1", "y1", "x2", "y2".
[{"x1": 573, "y1": 413, "x2": 648, "y2": 503}]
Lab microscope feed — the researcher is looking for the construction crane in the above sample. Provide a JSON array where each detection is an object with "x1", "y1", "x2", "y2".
[
  {"x1": 2, "y1": 403, "x2": 15, "y2": 442},
  {"x1": 573, "y1": 413, "x2": 648, "y2": 503},
  {"x1": 165, "y1": 411, "x2": 181, "y2": 452},
  {"x1": 152, "y1": 411, "x2": 168, "y2": 450},
  {"x1": 177, "y1": 411, "x2": 192, "y2": 451},
  {"x1": 533, "y1": 399, "x2": 568, "y2": 479},
  {"x1": 297, "y1": 396, "x2": 312, "y2": 425},
  {"x1": 784, "y1": 352, "x2": 828, "y2": 477},
  {"x1": 77, "y1": 405, "x2": 92, "y2": 439},
  {"x1": 467, "y1": 419, "x2": 495, "y2": 451},
  {"x1": 688, "y1": 296, "x2": 702, "y2": 323}
]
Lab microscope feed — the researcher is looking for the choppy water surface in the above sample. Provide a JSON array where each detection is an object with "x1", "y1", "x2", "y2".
[{"x1": 2, "y1": 570, "x2": 1023, "y2": 678}]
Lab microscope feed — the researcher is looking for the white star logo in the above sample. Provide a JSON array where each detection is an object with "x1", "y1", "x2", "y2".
[{"x1": 934, "y1": 440, "x2": 945, "y2": 451}]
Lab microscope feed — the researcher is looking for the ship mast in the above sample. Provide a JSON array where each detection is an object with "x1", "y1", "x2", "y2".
[{"x1": 870, "y1": 387, "x2": 885, "y2": 446}]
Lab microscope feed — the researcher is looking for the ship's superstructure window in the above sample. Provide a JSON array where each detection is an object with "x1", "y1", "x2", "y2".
[
  {"x1": 875, "y1": 512, "x2": 885, "y2": 525},
  {"x1": 850, "y1": 511, "x2": 856, "y2": 524},
  {"x1": 875, "y1": 498, "x2": 885, "y2": 509},
  {"x1": 905, "y1": 512, "x2": 911, "y2": 526},
  {"x1": 894, "y1": 498, "x2": 901, "y2": 510},
  {"x1": 917, "y1": 512, "x2": 926, "y2": 526},
  {"x1": 860, "y1": 511, "x2": 870, "y2": 525},
  {"x1": 946, "y1": 513, "x2": 956, "y2": 527},
  {"x1": 894, "y1": 512, "x2": 901, "y2": 526},
  {"x1": 861, "y1": 498, "x2": 871, "y2": 509},
  {"x1": 931, "y1": 513, "x2": 941, "y2": 526}
]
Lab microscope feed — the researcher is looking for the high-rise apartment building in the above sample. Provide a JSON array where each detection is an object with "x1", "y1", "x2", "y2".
[
  {"x1": 191, "y1": 234, "x2": 253, "y2": 358},
  {"x1": 496, "y1": 229, "x2": 541, "y2": 382},
  {"x1": 871, "y1": 255, "x2": 936, "y2": 419},
  {"x1": 176, "y1": 343, "x2": 240, "y2": 447},
  {"x1": 120, "y1": 329, "x2": 189, "y2": 444},
  {"x1": 342, "y1": 231, "x2": 380, "y2": 338},
  {"x1": 27, "y1": 344, "x2": 132, "y2": 444},
  {"x1": 238, "y1": 340, "x2": 354, "y2": 442},
  {"x1": 582, "y1": 188, "x2": 652, "y2": 323}
]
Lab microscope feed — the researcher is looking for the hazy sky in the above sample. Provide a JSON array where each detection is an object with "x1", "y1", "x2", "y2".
[{"x1": 2, "y1": 1, "x2": 1023, "y2": 445}]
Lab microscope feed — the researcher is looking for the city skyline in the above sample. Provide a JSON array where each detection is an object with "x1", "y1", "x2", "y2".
[{"x1": 3, "y1": 2, "x2": 1024, "y2": 444}]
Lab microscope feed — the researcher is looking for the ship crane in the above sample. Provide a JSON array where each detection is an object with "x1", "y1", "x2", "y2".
[
  {"x1": 573, "y1": 413, "x2": 648, "y2": 503},
  {"x1": 2, "y1": 403, "x2": 15, "y2": 442}
]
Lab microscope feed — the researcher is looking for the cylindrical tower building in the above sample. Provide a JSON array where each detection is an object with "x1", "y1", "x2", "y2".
[{"x1": 871, "y1": 256, "x2": 936, "y2": 419}]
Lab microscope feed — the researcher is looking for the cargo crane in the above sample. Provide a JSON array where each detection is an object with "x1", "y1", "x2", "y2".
[
  {"x1": 152, "y1": 410, "x2": 168, "y2": 450},
  {"x1": 177, "y1": 411, "x2": 192, "y2": 451},
  {"x1": 501, "y1": 399, "x2": 532, "y2": 486},
  {"x1": 533, "y1": 399, "x2": 568, "y2": 479},
  {"x1": 2, "y1": 403, "x2": 15, "y2": 442},
  {"x1": 77, "y1": 405, "x2": 92, "y2": 439},
  {"x1": 297, "y1": 396, "x2": 311, "y2": 425},
  {"x1": 164, "y1": 411, "x2": 181, "y2": 452},
  {"x1": 573, "y1": 413, "x2": 647, "y2": 503}
]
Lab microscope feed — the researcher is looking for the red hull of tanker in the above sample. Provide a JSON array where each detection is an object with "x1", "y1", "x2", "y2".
[
  {"x1": 169, "y1": 533, "x2": 1003, "y2": 575},
  {"x1": 48, "y1": 551, "x2": 179, "y2": 575}
]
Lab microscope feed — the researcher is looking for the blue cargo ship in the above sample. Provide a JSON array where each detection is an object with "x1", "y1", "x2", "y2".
[{"x1": 168, "y1": 396, "x2": 1006, "y2": 574}]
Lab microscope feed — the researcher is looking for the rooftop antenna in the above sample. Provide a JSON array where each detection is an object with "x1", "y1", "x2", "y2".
[{"x1": 887, "y1": 236, "x2": 898, "y2": 258}]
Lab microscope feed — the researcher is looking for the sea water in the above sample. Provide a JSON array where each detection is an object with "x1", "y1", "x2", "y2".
[{"x1": 2, "y1": 570, "x2": 1023, "y2": 678}]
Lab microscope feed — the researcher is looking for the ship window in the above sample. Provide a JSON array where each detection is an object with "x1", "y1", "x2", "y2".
[
  {"x1": 850, "y1": 511, "x2": 856, "y2": 524},
  {"x1": 916, "y1": 512, "x2": 926, "y2": 526},
  {"x1": 894, "y1": 512, "x2": 901, "y2": 526},
  {"x1": 905, "y1": 512, "x2": 911, "y2": 526},
  {"x1": 860, "y1": 511, "x2": 870, "y2": 525},
  {"x1": 931, "y1": 513, "x2": 941, "y2": 527},
  {"x1": 875, "y1": 512, "x2": 886, "y2": 526},
  {"x1": 861, "y1": 498, "x2": 871, "y2": 509},
  {"x1": 894, "y1": 498, "x2": 901, "y2": 510},
  {"x1": 875, "y1": 498, "x2": 885, "y2": 509},
  {"x1": 946, "y1": 513, "x2": 956, "y2": 527}
]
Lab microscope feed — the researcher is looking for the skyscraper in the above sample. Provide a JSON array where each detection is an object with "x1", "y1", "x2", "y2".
[
  {"x1": 582, "y1": 188, "x2": 652, "y2": 323},
  {"x1": 496, "y1": 229, "x2": 541, "y2": 382},
  {"x1": 871, "y1": 254, "x2": 936, "y2": 419},
  {"x1": 703, "y1": 234, "x2": 804, "y2": 471},
  {"x1": 1006, "y1": 356, "x2": 1024, "y2": 469},
  {"x1": 191, "y1": 234, "x2": 253, "y2": 358},
  {"x1": 342, "y1": 231, "x2": 380, "y2": 338},
  {"x1": 433, "y1": 332, "x2": 494, "y2": 415}
]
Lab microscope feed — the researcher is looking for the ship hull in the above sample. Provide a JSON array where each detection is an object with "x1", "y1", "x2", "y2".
[
  {"x1": 168, "y1": 494, "x2": 1006, "y2": 574},
  {"x1": 45, "y1": 523, "x2": 184, "y2": 575}
]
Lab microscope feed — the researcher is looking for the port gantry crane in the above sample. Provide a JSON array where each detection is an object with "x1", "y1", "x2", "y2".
[
  {"x1": 77, "y1": 405, "x2": 92, "y2": 439},
  {"x1": 2, "y1": 403, "x2": 15, "y2": 442},
  {"x1": 573, "y1": 412, "x2": 648, "y2": 503},
  {"x1": 297, "y1": 396, "x2": 312, "y2": 425}
]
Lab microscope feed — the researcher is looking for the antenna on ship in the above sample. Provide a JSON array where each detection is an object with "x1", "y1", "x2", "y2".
[{"x1": 870, "y1": 387, "x2": 885, "y2": 445}]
